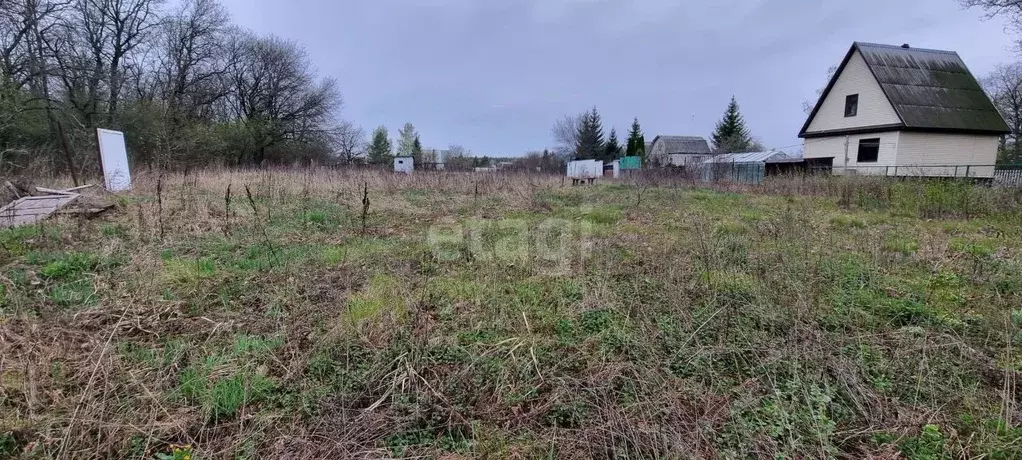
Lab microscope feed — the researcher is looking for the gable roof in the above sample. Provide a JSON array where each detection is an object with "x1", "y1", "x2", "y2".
[
  {"x1": 651, "y1": 135, "x2": 712, "y2": 154},
  {"x1": 799, "y1": 42, "x2": 1010, "y2": 138}
]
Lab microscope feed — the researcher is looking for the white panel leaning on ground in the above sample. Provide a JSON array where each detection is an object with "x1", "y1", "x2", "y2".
[{"x1": 97, "y1": 128, "x2": 132, "y2": 192}]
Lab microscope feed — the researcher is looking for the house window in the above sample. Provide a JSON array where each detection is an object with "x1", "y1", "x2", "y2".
[
  {"x1": 856, "y1": 138, "x2": 880, "y2": 163},
  {"x1": 844, "y1": 94, "x2": 859, "y2": 117}
]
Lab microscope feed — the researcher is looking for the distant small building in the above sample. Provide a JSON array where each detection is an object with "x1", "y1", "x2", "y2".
[
  {"x1": 567, "y1": 159, "x2": 603, "y2": 184},
  {"x1": 619, "y1": 156, "x2": 642, "y2": 170},
  {"x1": 648, "y1": 136, "x2": 712, "y2": 166},
  {"x1": 699, "y1": 151, "x2": 803, "y2": 184},
  {"x1": 394, "y1": 156, "x2": 414, "y2": 174},
  {"x1": 800, "y1": 42, "x2": 1009, "y2": 178},
  {"x1": 604, "y1": 160, "x2": 621, "y2": 178},
  {"x1": 423, "y1": 149, "x2": 448, "y2": 170}
]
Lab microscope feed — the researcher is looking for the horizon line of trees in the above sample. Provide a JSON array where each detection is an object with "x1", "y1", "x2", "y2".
[
  {"x1": 1, "y1": 0, "x2": 790, "y2": 177},
  {"x1": 550, "y1": 97, "x2": 763, "y2": 168},
  {"x1": 0, "y1": 0, "x2": 359, "y2": 176},
  {"x1": 552, "y1": 111, "x2": 648, "y2": 163}
]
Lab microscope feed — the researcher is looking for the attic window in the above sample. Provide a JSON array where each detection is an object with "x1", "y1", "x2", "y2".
[
  {"x1": 844, "y1": 94, "x2": 859, "y2": 117},
  {"x1": 857, "y1": 138, "x2": 880, "y2": 163}
]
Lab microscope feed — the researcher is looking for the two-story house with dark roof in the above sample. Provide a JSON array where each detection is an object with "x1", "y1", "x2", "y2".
[{"x1": 799, "y1": 42, "x2": 1009, "y2": 178}]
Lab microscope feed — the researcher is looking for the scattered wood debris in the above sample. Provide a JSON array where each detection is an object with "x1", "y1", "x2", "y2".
[
  {"x1": 0, "y1": 183, "x2": 112, "y2": 228},
  {"x1": 0, "y1": 194, "x2": 81, "y2": 228},
  {"x1": 36, "y1": 184, "x2": 94, "y2": 195}
]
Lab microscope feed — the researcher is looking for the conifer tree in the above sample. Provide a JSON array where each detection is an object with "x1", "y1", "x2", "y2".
[
  {"x1": 626, "y1": 117, "x2": 645, "y2": 159},
  {"x1": 710, "y1": 96, "x2": 753, "y2": 153},
  {"x1": 603, "y1": 128, "x2": 622, "y2": 161},
  {"x1": 574, "y1": 107, "x2": 605, "y2": 160},
  {"x1": 367, "y1": 125, "x2": 393, "y2": 164}
]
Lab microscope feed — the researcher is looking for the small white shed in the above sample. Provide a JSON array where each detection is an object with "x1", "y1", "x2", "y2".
[
  {"x1": 567, "y1": 159, "x2": 603, "y2": 184},
  {"x1": 394, "y1": 156, "x2": 414, "y2": 174}
]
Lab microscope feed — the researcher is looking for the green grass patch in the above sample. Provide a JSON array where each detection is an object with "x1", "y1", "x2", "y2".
[
  {"x1": 39, "y1": 252, "x2": 98, "y2": 280},
  {"x1": 345, "y1": 273, "x2": 406, "y2": 325},
  {"x1": 50, "y1": 279, "x2": 96, "y2": 308},
  {"x1": 178, "y1": 334, "x2": 281, "y2": 421},
  {"x1": 163, "y1": 257, "x2": 217, "y2": 285},
  {"x1": 830, "y1": 214, "x2": 867, "y2": 229},
  {"x1": 898, "y1": 424, "x2": 950, "y2": 460},
  {"x1": 321, "y1": 237, "x2": 407, "y2": 266},
  {"x1": 0, "y1": 225, "x2": 60, "y2": 257}
]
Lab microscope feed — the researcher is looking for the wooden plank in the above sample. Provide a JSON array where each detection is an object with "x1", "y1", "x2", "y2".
[
  {"x1": 4, "y1": 181, "x2": 20, "y2": 199},
  {"x1": 35, "y1": 187, "x2": 79, "y2": 196},
  {"x1": 0, "y1": 194, "x2": 81, "y2": 228},
  {"x1": 64, "y1": 184, "x2": 96, "y2": 192}
]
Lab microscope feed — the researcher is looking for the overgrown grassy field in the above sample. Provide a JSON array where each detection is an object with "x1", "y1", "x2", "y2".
[{"x1": 2, "y1": 170, "x2": 1022, "y2": 459}]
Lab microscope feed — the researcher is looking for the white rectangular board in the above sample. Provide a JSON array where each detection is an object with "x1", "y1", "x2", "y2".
[
  {"x1": 567, "y1": 160, "x2": 603, "y2": 179},
  {"x1": 97, "y1": 128, "x2": 131, "y2": 192}
]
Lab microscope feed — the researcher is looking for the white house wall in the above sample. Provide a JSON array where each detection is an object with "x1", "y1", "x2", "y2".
[
  {"x1": 806, "y1": 50, "x2": 901, "y2": 133},
  {"x1": 804, "y1": 131, "x2": 900, "y2": 175},
  {"x1": 896, "y1": 133, "x2": 998, "y2": 178}
]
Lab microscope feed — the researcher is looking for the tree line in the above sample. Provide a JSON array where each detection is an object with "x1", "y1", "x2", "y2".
[
  {"x1": 0, "y1": 0, "x2": 356, "y2": 176},
  {"x1": 552, "y1": 110, "x2": 648, "y2": 162},
  {"x1": 551, "y1": 97, "x2": 761, "y2": 167}
]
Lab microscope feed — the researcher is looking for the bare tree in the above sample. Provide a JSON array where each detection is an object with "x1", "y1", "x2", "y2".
[
  {"x1": 158, "y1": 0, "x2": 228, "y2": 120},
  {"x1": 802, "y1": 65, "x2": 837, "y2": 114},
  {"x1": 2, "y1": 1, "x2": 62, "y2": 89},
  {"x1": 226, "y1": 34, "x2": 342, "y2": 164},
  {"x1": 961, "y1": 0, "x2": 1022, "y2": 50},
  {"x1": 445, "y1": 144, "x2": 473, "y2": 171},
  {"x1": 49, "y1": 0, "x2": 110, "y2": 126},
  {"x1": 332, "y1": 120, "x2": 364, "y2": 164},
  {"x1": 1, "y1": 0, "x2": 34, "y2": 85},
  {"x1": 1, "y1": 0, "x2": 65, "y2": 137},
  {"x1": 551, "y1": 113, "x2": 580, "y2": 156},
  {"x1": 983, "y1": 62, "x2": 1022, "y2": 162},
  {"x1": 1, "y1": 0, "x2": 348, "y2": 172},
  {"x1": 99, "y1": 0, "x2": 164, "y2": 123},
  {"x1": 47, "y1": 0, "x2": 163, "y2": 126}
]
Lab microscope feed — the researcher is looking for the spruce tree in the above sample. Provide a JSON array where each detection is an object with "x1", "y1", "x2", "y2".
[
  {"x1": 397, "y1": 122, "x2": 418, "y2": 156},
  {"x1": 603, "y1": 128, "x2": 622, "y2": 161},
  {"x1": 637, "y1": 133, "x2": 646, "y2": 163},
  {"x1": 626, "y1": 117, "x2": 644, "y2": 157},
  {"x1": 574, "y1": 107, "x2": 604, "y2": 160},
  {"x1": 412, "y1": 135, "x2": 423, "y2": 163},
  {"x1": 367, "y1": 125, "x2": 393, "y2": 164},
  {"x1": 710, "y1": 96, "x2": 753, "y2": 153}
]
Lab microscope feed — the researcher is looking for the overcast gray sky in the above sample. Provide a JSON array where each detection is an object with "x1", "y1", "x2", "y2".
[{"x1": 218, "y1": 0, "x2": 1014, "y2": 156}]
